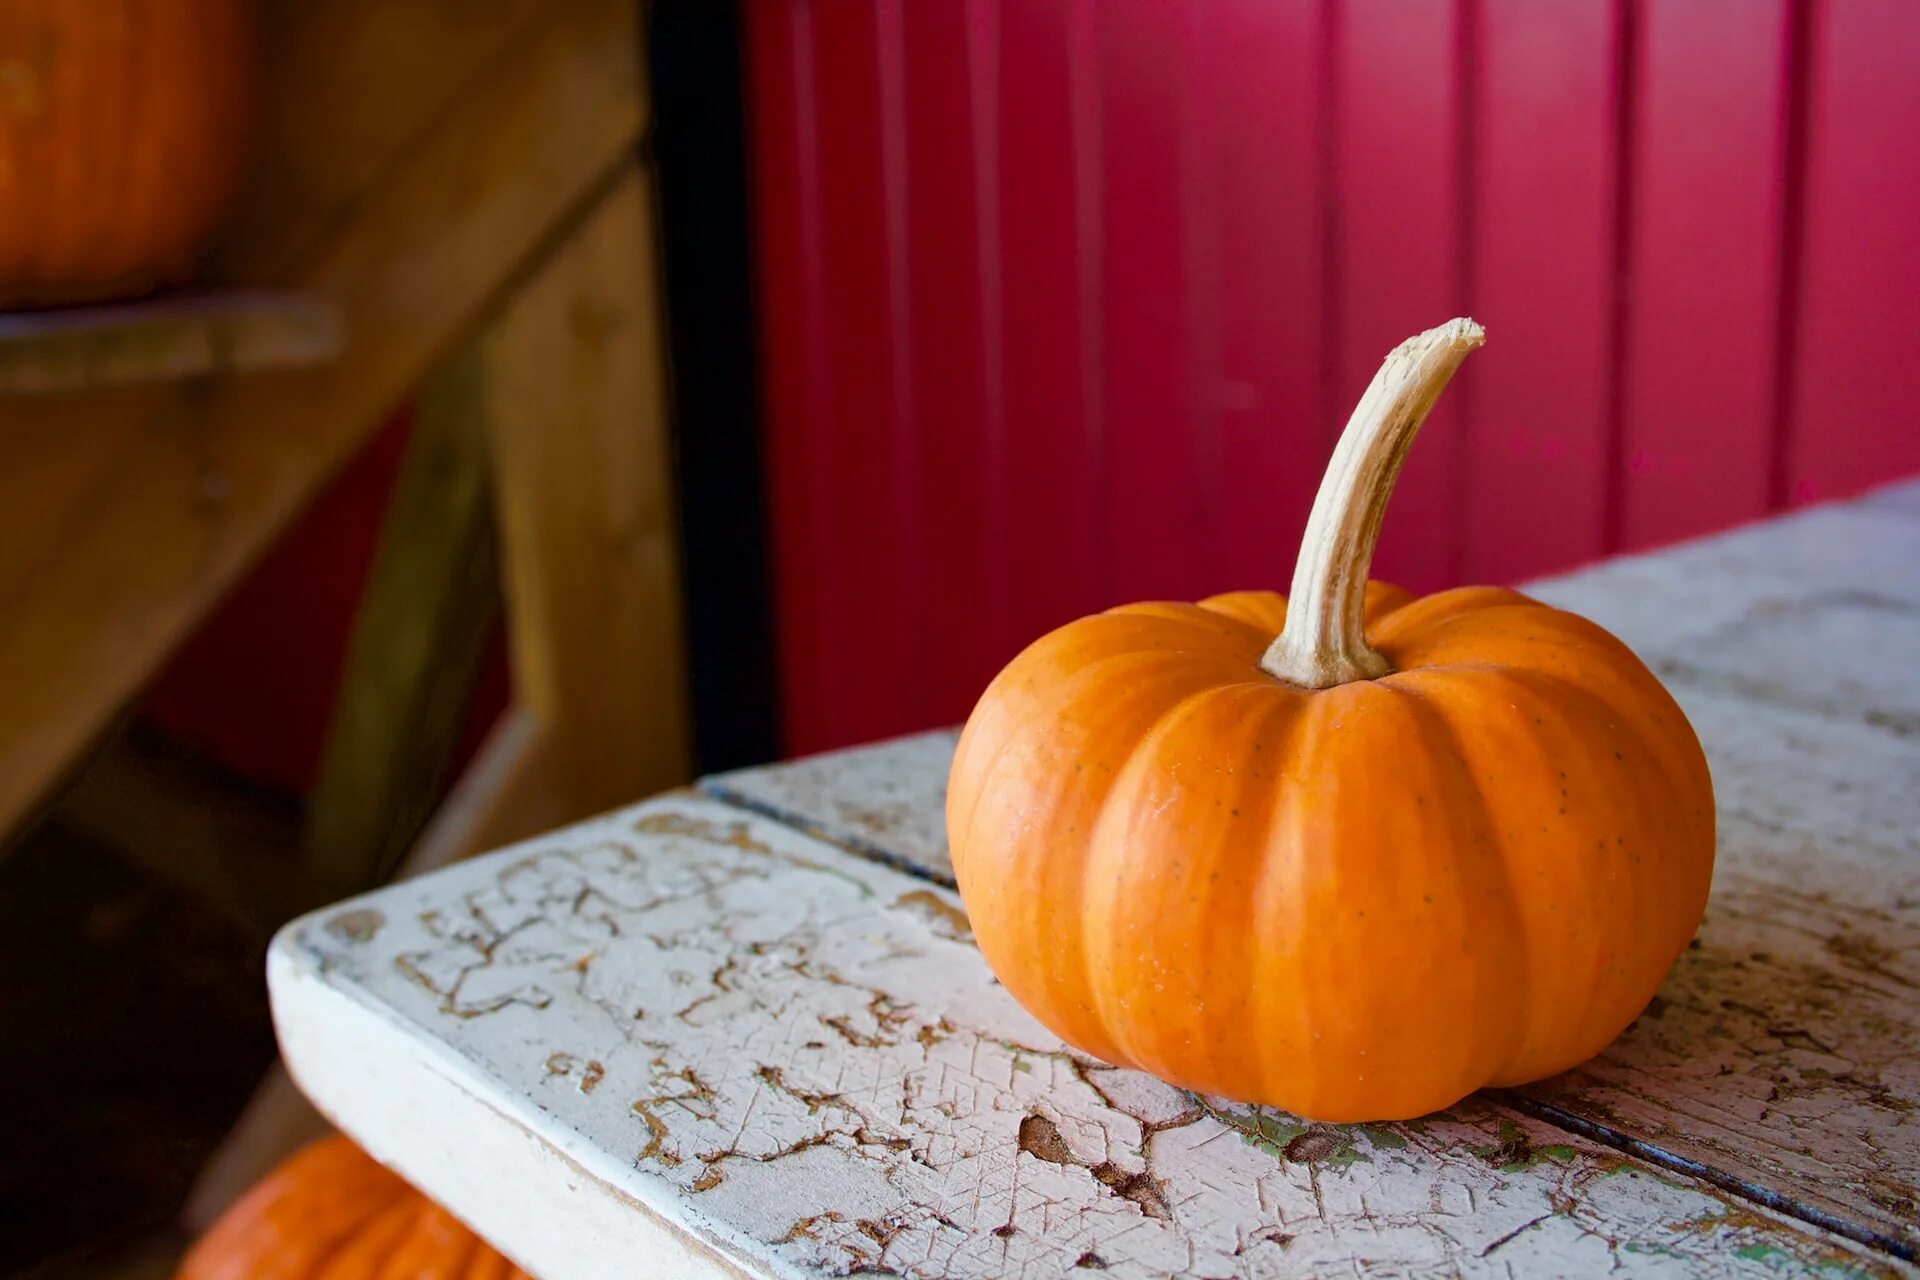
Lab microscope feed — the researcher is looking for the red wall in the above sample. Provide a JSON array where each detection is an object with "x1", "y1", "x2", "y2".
[{"x1": 745, "y1": 0, "x2": 1920, "y2": 756}]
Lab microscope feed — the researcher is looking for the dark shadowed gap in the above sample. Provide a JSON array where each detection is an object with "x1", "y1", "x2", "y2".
[{"x1": 648, "y1": 1, "x2": 781, "y2": 771}]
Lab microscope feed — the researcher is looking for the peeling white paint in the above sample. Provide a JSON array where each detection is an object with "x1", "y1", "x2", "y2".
[
  {"x1": 275, "y1": 797, "x2": 1902, "y2": 1278},
  {"x1": 272, "y1": 485, "x2": 1920, "y2": 1277}
]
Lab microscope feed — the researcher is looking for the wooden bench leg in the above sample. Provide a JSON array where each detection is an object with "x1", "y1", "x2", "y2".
[{"x1": 187, "y1": 160, "x2": 692, "y2": 1230}]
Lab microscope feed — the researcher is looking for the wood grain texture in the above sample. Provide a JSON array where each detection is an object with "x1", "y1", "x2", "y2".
[
  {"x1": 705, "y1": 729, "x2": 961, "y2": 888},
  {"x1": 272, "y1": 795, "x2": 1899, "y2": 1279},
  {"x1": 0, "y1": 0, "x2": 643, "y2": 841},
  {"x1": 479, "y1": 167, "x2": 692, "y2": 817},
  {"x1": 1525, "y1": 496, "x2": 1920, "y2": 1256},
  {"x1": 210, "y1": 0, "x2": 552, "y2": 284},
  {"x1": 0, "y1": 292, "x2": 339, "y2": 394}
]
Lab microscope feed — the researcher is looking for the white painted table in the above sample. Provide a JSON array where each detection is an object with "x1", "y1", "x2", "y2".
[{"x1": 271, "y1": 483, "x2": 1920, "y2": 1279}]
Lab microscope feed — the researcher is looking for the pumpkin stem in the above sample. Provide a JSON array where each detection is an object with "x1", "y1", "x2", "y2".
[{"x1": 1259, "y1": 317, "x2": 1486, "y2": 689}]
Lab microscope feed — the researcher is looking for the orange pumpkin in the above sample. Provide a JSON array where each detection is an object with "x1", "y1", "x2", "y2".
[
  {"x1": 947, "y1": 319, "x2": 1714, "y2": 1122},
  {"x1": 178, "y1": 1135, "x2": 531, "y2": 1280},
  {"x1": 0, "y1": 0, "x2": 256, "y2": 305}
]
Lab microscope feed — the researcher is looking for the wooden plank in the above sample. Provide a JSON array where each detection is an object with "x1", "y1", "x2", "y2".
[
  {"x1": 1859, "y1": 479, "x2": 1920, "y2": 522},
  {"x1": 1785, "y1": 2, "x2": 1920, "y2": 503},
  {"x1": 402, "y1": 708, "x2": 569, "y2": 879},
  {"x1": 1331, "y1": 0, "x2": 1469, "y2": 593},
  {"x1": 211, "y1": 0, "x2": 550, "y2": 283},
  {"x1": 301, "y1": 349, "x2": 501, "y2": 893},
  {"x1": 0, "y1": 292, "x2": 339, "y2": 395},
  {"x1": 1515, "y1": 803, "x2": 1919, "y2": 1259},
  {"x1": 1525, "y1": 503, "x2": 1920, "y2": 1256},
  {"x1": 479, "y1": 168, "x2": 692, "y2": 816},
  {"x1": 1530, "y1": 500, "x2": 1920, "y2": 727},
  {"x1": 704, "y1": 729, "x2": 960, "y2": 888},
  {"x1": 1461, "y1": 0, "x2": 1616, "y2": 583},
  {"x1": 186, "y1": 708, "x2": 563, "y2": 1231},
  {"x1": 271, "y1": 794, "x2": 1898, "y2": 1279},
  {"x1": 0, "y1": 0, "x2": 644, "y2": 842},
  {"x1": 705, "y1": 496, "x2": 1920, "y2": 1259},
  {"x1": 707, "y1": 698, "x2": 1920, "y2": 1255},
  {"x1": 1617, "y1": 0, "x2": 1790, "y2": 549}
]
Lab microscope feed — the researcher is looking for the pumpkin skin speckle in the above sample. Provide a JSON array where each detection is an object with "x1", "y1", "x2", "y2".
[{"x1": 946, "y1": 321, "x2": 1714, "y2": 1122}]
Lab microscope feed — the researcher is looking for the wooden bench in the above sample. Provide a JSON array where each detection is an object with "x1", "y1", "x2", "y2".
[{"x1": 268, "y1": 482, "x2": 1920, "y2": 1277}]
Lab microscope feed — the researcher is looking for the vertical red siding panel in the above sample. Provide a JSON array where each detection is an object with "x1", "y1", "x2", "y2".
[
  {"x1": 1788, "y1": 2, "x2": 1920, "y2": 501},
  {"x1": 1097, "y1": 0, "x2": 1202, "y2": 605},
  {"x1": 1332, "y1": 0, "x2": 1469, "y2": 593},
  {"x1": 743, "y1": 1, "x2": 842, "y2": 755},
  {"x1": 874, "y1": 1, "x2": 931, "y2": 735},
  {"x1": 900, "y1": 3, "x2": 996, "y2": 724},
  {"x1": 965, "y1": 0, "x2": 1013, "y2": 681},
  {"x1": 1202, "y1": 0, "x2": 1328, "y2": 596},
  {"x1": 809, "y1": 4, "x2": 919, "y2": 745},
  {"x1": 1619, "y1": 0, "x2": 1790, "y2": 550},
  {"x1": 997, "y1": 2, "x2": 1101, "y2": 650},
  {"x1": 1463, "y1": 0, "x2": 1616, "y2": 583}
]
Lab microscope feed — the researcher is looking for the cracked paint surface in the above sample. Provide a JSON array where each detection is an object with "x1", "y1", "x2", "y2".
[
  {"x1": 720, "y1": 492, "x2": 1920, "y2": 1263},
  {"x1": 284, "y1": 796, "x2": 1901, "y2": 1278},
  {"x1": 708, "y1": 729, "x2": 962, "y2": 887}
]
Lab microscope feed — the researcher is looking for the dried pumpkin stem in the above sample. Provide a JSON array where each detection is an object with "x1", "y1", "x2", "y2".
[{"x1": 1259, "y1": 317, "x2": 1486, "y2": 689}]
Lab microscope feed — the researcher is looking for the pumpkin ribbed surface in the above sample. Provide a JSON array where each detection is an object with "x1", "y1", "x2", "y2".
[
  {"x1": 0, "y1": 0, "x2": 255, "y2": 305},
  {"x1": 947, "y1": 320, "x2": 1716, "y2": 1122},
  {"x1": 948, "y1": 580, "x2": 1713, "y2": 1121},
  {"x1": 177, "y1": 1136, "x2": 532, "y2": 1280}
]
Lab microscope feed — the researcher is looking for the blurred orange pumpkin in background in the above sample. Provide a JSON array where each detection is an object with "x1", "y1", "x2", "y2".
[
  {"x1": 0, "y1": 0, "x2": 256, "y2": 306},
  {"x1": 177, "y1": 1135, "x2": 530, "y2": 1280}
]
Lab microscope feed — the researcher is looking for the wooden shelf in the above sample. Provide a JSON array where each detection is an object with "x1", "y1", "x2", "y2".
[
  {"x1": 0, "y1": 292, "x2": 341, "y2": 395},
  {"x1": 0, "y1": 0, "x2": 647, "y2": 844}
]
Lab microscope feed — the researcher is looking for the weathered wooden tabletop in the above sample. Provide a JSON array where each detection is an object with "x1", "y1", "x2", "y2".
[{"x1": 271, "y1": 482, "x2": 1920, "y2": 1279}]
